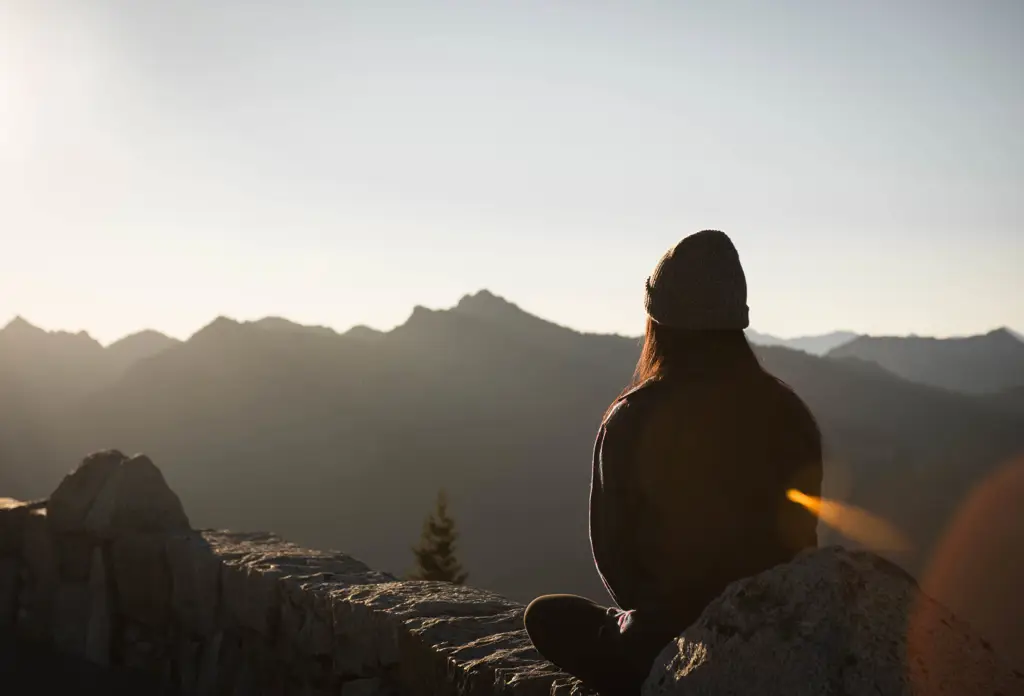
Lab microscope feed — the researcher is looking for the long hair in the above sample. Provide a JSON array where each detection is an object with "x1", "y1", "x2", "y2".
[{"x1": 605, "y1": 318, "x2": 765, "y2": 418}]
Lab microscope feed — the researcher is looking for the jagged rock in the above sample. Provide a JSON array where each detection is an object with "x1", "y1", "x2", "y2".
[
  {"x1": 341, "y1": 677, "x2": 391, "y2": 695},
  {"x1": 51, "y1": 582, "x2": 92, "y2": 655},
  {"x1": 18, "y1": 507, "x2": 58, "y2": 638},
  {"x1": 0, "y1": 497, "x2": 42, "y2": 555},
  {"x1": 548, "y1": 678, "x2": 596, "y2": 696},
  {"x1": 280, "y1": 575, "x2": 335, "y2": 658},
  {"x1": 205, "y1": 529, "x2": 390, "y2": 639},
  {"x1": 55, "y1": 532, "x2": 97, "y2": 582},
  {"x1": 197, "y1": 630, "x2": 223, "y2": 696},
  {"x1": 18, "y1": 507, "x2": 57, "y2": 585},
  {"x1": 47, "y1": 450, "x2": 125, "y2": 533},
  {"x1": 110, "y1": 532, "x2": 171, "y2": 627},
  {"x1": 642, "y1": 546, "x2": 1024, "y2": 696},
  {"x1": 330, "y1": 580, "x2": 565, "y2": 695},
  {"x1": 2, "y1": 479, "x2": 593, "y2": 695},
  {"x1": 46, "y1": 549, "x2": 111, "y2": 665},
  {"x1": 48, "y1": 450, "x2": 190, "y2": 537},
  {"x1": 166, "y1": 532, "x2": 223, "y2": 637},
  {"x1": 0, "y1": 557, "x2": 19, "y2": 628},
  {"x1": 85, "y1": 547, "x2": 111, "y2": 665}
]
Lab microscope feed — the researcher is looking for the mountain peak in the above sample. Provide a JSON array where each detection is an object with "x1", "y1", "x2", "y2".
[
  {"x1": 106, "y1": 330, "x2": 180, "y2": 364},
  {"x1": 830, "y1": 328, "x2": 1024, "y2": 394},
  {"x1": 2, "y1": 315, "x2": 43, "y2": 334},
  {"x1": 251, "y1": 317, "x2": 337, "y2": 336},
  {"x1": 344, "y1": 325, "x2": 384, "y2": 340},
  {"x1": 748, "y1": 329, "x2": 859, "y2": 356},
  {"x1": 188, "y1": 316, "x2": 245, "y2": 343},
  {"x1": 0, "y1": 316, "x2": 101, "y2": 351},
  {"x1": 454, "y1": 290, "x2": 527, "y2": 319},
  {"x1": 989, "y1": 327, "x2": 1021, "y2": 344}
]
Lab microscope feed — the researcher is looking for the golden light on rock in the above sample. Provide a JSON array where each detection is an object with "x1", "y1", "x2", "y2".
[{"x1": 786, "y1": 488, "x2": 911, "y2": 553}]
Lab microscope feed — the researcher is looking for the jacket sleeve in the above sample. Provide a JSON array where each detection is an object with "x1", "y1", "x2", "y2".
[{"x1": 590, "y1": 399, "x2": 664, "y2": 611}]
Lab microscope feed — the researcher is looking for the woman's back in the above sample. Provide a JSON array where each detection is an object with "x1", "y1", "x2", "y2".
[{"x1": 591, "y1": 349, "x2": 822, "y2": 624}]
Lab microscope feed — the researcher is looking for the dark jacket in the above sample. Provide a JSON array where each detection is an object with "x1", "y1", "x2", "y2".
[{"x1": 589, "y1": 369, "x2": 822, "y2": 626}]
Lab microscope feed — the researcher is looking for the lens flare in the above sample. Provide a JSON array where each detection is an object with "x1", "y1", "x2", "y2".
[{"x1": 787, "y1": 489, "x2": 911, "y2": 553}]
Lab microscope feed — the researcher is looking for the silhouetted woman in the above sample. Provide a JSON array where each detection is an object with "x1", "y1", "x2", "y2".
[{"x1": 524, "y1": 230, "x2": 823, "y2": 695}]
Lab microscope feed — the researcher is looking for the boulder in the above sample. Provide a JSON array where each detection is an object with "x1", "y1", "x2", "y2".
[
  {"x1": 166, "y1": 532, "x2": 223, "y2": 637},
  {"x1": 85, "y1": 547, "x2": 111, "y2": 665},
  {"x1": 48, "y1": 451, "x2": 190, "y2": 537},
  {"x1": 330, "y1": 580, "x2": 565, "y2": 695},
  {"x1": 18, "y1": 507, "x2": 59, "y2": 638},
  {"x1": 0, "y1": 497, "x2": 43, "y2": 556},
  {"x1": 643, "y1": 546, "x2": 1024, "y2": 696},
  {"x1": 110, "y1": 532, "x2": 172, "y2": 627},
  {"x1": 341, "y1": 677, "x2": 392, "y2": 696},
  {"x1": 0, "y1": 557, "x2": 18, "y2": 628},
  {"x1": 47, "y1": 450, "x2": 127, "y2": 532}
]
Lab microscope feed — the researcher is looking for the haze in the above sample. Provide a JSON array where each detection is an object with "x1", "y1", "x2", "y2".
[{"x1": 2, "y1": 0, "x2": 1021, "y2": 345}]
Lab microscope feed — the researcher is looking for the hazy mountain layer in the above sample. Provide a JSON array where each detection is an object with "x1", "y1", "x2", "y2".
[
  {"x1": 829, "y1": 329, "x2": 1024, "y2": 394},
  {"x1": 746, "y1": 328, "x2": 859, "y2": 355}
]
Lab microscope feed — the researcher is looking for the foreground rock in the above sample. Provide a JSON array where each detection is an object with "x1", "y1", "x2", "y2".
[
  {"x1": 1, "y1": 451, "x2": 588, "y2": 695},
  {"x1": 47, "y1": 449, "x2": 190, "y2": 535},
  {"x1": 643, "y1": 546, "x2": 1024, "y2": 696}
]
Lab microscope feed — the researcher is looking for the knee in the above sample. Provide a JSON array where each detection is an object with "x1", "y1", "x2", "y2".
[
  {"x1": 524, "y1": 594, "x2": 568, "y2": 642},
  {"x1": 523, "y1": 595, "x2": 551, "y2": 635}
]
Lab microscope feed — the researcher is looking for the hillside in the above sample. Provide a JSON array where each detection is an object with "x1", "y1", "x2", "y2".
[
  {"x1": 105, "y1": 330, "x2": 181, "y2": 368},
  {"x1": 828, "y1": 328, "x2": 1024, "y2": 394},
  {"x1": 0, "y1": 319, "x2": 179, "y2": 496},
  {"x1": 746, "y1": 329, "x2": 858, "y2": 355},
  {"x1": 991, "y1": 385, "x2": 1024, "y2": 416},
  {"x1": 1, "y1": 293, "x2": 1022, "y2": 662}
]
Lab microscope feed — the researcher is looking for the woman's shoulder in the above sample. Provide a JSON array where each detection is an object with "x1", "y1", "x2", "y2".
[{"x1": 602, "y1": 377, "x2": 671, "y2": 431}]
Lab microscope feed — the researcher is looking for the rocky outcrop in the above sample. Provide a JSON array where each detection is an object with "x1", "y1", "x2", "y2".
[
  {"x1": 0, "y1": 453, "x2": 587, "y2": 695},
  {"x1": 47, "y1": 449, "x2": 190, "y2": 536},
  {"x1": 2, "y1": 452, "x2": 1020, "y2": 696},
  {"x1": 643, "y1": 547, "x2": 1024, "y2": 696}
]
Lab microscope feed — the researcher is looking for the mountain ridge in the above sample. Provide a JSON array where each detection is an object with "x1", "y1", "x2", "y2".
[
  {"x1": 745, "y1": 329, "x2": 859, "y2": 355},
  {"x1": 10, "y1": 296, "x2": 1015, "y2": 353},
  {"x1": 829, "y1": 328, "x2": 1024, "y2": 395}
]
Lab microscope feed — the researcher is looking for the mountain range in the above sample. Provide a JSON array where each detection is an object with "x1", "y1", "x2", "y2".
[
  {"x1": 829, "y1": 329, "x2": 1024, "y2": 395},
  {"x1": 1, "y1": 292, "x2": 1022, "y2": 664},
  {"x1": 744, "y1": 328, "x2": 859, "y2": 355}
]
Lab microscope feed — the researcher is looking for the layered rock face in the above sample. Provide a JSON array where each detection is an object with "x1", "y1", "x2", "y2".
[
  {"x1": 1, "y1": 451, "x2": 1020, "y2": 696},
  {"x1": 0, "y1": 451, "x2": 579, "y2": 695}
]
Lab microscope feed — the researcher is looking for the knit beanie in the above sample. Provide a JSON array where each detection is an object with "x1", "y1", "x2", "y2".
[{"x1": 644, "y1": 230, "x2": 750, "y2": 330}]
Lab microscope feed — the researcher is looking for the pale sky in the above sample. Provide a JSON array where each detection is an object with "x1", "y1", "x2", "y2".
[{"x1": 1, "y1": 0, "x2": 1021, "y2": 345}]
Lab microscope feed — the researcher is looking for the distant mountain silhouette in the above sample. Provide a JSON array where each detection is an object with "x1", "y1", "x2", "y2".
[
  {"x1": 992, "y1": 385, "x2": 1024, "y2": 415},
  {"x1": 0, "y1": 319, "x2": 180, "y2": 407},
  {"x1": 1, "y1": 294, "x2": 1022, "y2": 663},
  {"x1": 252, "y1": 316, "x2": 339, "y2": 336},
  {"x1": 0, "y1": 317, "x2": 130, "y2": 495},
  {"x1": 829, "y1": 328, "x2": 1024, "y2": 395},
  {"x1": 106, "y1": 330, "x2": 181, "y2": 369},
  {"x1": 745, "y1": 329, "x2": 858, "y2": 355},
  {"x1": 343, "y1": 325, "x2": 385, "y2": 341}
]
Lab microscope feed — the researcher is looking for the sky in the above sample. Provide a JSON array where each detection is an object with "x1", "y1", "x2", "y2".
[{"x1": 1, "y1": 0, "x2": 1021, "y2": 345}]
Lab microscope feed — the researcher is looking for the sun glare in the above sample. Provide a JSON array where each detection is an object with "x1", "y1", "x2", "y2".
[{"x1": 787, "y1": 488, "x2": 911, "y2": 553}]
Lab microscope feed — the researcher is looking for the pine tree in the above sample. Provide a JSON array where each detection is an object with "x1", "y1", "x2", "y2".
[{"x1": 408, "y1": 489, "x2": 468, "y2": 584}]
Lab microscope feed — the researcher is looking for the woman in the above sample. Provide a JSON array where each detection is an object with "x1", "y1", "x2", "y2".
[{"x1": 524, "y1": 230, "x2": 823, "y2": 694}]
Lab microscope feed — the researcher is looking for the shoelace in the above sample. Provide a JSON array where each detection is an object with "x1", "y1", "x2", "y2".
[{"x1": 616, "y1": 609, "x2": 634, "y2": 632}]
